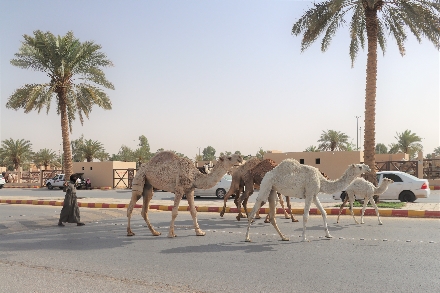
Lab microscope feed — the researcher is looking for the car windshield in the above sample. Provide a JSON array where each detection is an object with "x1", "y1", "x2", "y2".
[{"x1": 223, "y1": 174, "x2": 232, "y2": 181}]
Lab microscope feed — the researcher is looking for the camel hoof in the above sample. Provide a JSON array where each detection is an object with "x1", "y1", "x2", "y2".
[
  {"x1": 167, "y1": 234, "x2": 177, "y2": 238},
  {"x1": 325, "y1": 235, "x2": 333, "y2": 239},
  {"x1": 245, "y1": 238, "x2": 251, "y2": 242},
  {"x1": 127, "y1": 232, "x2": 135, "y2": 237},
  {"x1": 281, "y1": 237, "x2": 290, "y2": 241},
  {"x1": 220, "y1": 211, "x2": 225, "y2": 217},
  {"x1": 236, "y1": 216, "x2": 241, "y2": 221},
  {"x1": 196, "y1": 232, "x2": 206, "y2": 236},
  {"x1": 264, "y1": 220, "x2": 270, "y2": 223},
  {"x1": 153, "y1": 231, "x2": 161, "y2": 236},
  {"x1": 379, "y1": 222, "x2": 383, "y2": 225},
  {"x1": 292, "y1": 219, "x2": 299, "y2": 222}
]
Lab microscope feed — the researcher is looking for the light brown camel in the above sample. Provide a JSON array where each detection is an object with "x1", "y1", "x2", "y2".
[
  {"x1": 126, "y1": 151, "x2": 243, "y2": 237},
  {"x1": 337, "y1": 177, "x2": 394, "y2": 225},
  {"x1": 245, "y1": 159, "x2": 370, "y2": 242},
  {"x1": 219, "y1": 157, "x2": 263, "y2": 218}
]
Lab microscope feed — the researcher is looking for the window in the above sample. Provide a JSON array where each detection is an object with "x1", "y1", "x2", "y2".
[
  {"x1": 300, "y1": 159, "x2": 304, "y2": 164},
  {"x1": 90, "y1": 167, "x2": 93, "y2": 170},
  {"x1": 82, "y1": 167, "x2": 84, "y2": 170},
  {"x1": 383, "y1": 174, "x2": 402, "y2": 182},
  {"x1": 315, "y1": 158, "x2": 321, "y2": 164}
]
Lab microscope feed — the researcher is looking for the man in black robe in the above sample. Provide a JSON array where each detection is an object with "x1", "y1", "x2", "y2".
[{"x1": 58, "y1": 174, "x2": 85, "y2": 226}]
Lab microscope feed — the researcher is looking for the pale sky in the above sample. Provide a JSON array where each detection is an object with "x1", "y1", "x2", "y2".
[{"x1": 1, "y1": 0, "x2": 439, "y2": 159}]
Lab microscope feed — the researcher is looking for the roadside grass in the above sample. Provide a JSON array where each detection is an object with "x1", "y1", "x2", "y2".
[{"x1": 335, "y1": 201, "x2": 406, "y2": 209}]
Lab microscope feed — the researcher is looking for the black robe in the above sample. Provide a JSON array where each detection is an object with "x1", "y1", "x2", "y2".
[{"x1": 59, "y1": 181, "x2": 81, "y2": 223}]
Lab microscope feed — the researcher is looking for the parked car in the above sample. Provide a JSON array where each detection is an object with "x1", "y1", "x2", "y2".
[
  {"x1": 0, "y1": 174, "x2": 5, "y2": 189},
  {"x1": 45, "y1": 173, "x2": 86, "y2": 190},
  {"x1": 188, "y1": 174, "x2": 232, "y2": 199},
  {"x1": 332, "y1": 171, "x2": 430, "y2": 202}
]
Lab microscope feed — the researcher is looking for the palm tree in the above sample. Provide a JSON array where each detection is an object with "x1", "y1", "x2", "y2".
[
  {"x1": 434, "y1": 146, "x2": 440, "y2": 155},
  {"x1": 394, "y1": 129, "x2": 423, "y2": 158},
  {"x1": 375, "y1": 143, "x2": 387, "y2": 154},
  {"x1": 0, "y1": 138, "x2": 33, "y2": 170},
  {"x1": 317, "y1": 130, "x2": 349, "y2": 151},
  {"x1": 79, "y1": 139, "x2": 108, "y2": 162},
  {"x1": 292, "y1": 0, "x2": 440, "y2": 184},
  {"x1": 256, "y1": 148, "x2": 266, "y2": 159},
  {"x1": 6, "y1": 31, "x2": 114, "y2": 180},
  {"x1": 304, "y1": 145, "x2": 320, "y2": 152},
  {"x1": 33, "y1": 148, "x2": 60, "y2": 170}
]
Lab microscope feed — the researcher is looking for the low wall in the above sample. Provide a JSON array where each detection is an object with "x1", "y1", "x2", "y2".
[{"x1": 428, "y1": 179, "x2": 440, "y2": 190}]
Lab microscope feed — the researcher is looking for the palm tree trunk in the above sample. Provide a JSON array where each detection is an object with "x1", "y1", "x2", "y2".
[
  {"x1": 363, "y1": 6, "x2": 378, "y2": 186},
  {"x1": 59, "y1": 90, "x2": 73, "y2": 179}
]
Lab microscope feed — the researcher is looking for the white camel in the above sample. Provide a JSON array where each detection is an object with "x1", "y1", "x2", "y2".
[
  {"x1": 337, "y1": 177, "x2": 394, "y2": 225},
  {"x1": 245, "y1": 159, "x2": 370, "y2": 242}
]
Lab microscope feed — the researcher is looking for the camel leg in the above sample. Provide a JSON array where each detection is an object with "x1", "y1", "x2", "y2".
[
  {"x1": 220, "y1": 184, "x2": 238, "y2": 217},
  {"x1": 285, "y1": 196, "x2": 298, "y2": 222},
  {"x1": 245, "y1": 184, "x2": 272, "y2": 242},
  {"x1": 302, "y1": 195, "x2": 313, "y2": 241},
  {"x1": 360, "y1": 197, "x2": 370, "y2": 224},
  {"x1": 186, "y1": 190, "x2": 205, "y2": 236},
  {"x1": 127, "y1": 192, "x2": 141, "y2": 236},
  {"x1": 368, "y1": 196, "x2": 383, "y2": 225},
  {"x1": 167, "y1": 190, "x2": 183, "y2": 237},
  {"x1": 313, "y1": 196, "x2": 332, "y2": 239},
  {"x1": 268, "y1": 190, "x2": 289, "y2": 241},
  {"x1": 277, "y1": 193, "x2": 289, "y2": 219},
  {"x1": 348, "y1": 194, "x2": 359, "y2": 224},
  {"x1": 141, "y1": 184, "x2": 161, "y2": 236},
  {"x1": 337, "y1": 196, "x2": 349, "y2": 224}
]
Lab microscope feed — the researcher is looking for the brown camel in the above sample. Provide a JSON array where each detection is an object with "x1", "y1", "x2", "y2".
[
  {"x1": 126, "y1": 151, "x2": 243, "y2": 237},
  {"x1": 246, "y1": 159, "x2": 299, "y2": 222},
  {"x1": 219, "y1": 157, "x2": 263, "y2": 218}
]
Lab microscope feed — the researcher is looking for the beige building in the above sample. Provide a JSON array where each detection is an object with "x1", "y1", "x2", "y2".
[
  {"x1": 73, "y1": 161, "x2": 136, "y2": 188},
  {"x1": 264, "y1": 150, "x2": 408, "y2": 179}
]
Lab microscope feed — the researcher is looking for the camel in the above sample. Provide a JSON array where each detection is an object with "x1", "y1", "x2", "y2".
[
  {"x1": 337, "y1": 177, "x2": 394, "y2": 225},
  {"x1": 219, "y1": 157, "x2": 263, "y2": 218},
  {"x1": 126, "y1": 151, "x2": 242, "y2": 237},
  {"x1": 234, "y1": 159, "x2": 298, "y2": 222},
  {"x1": 244, "y1": 159, "x2": 370, "y2": 242}
]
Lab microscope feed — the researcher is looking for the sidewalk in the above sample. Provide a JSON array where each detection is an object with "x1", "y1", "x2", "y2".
[{"x1": 1, "y1": 196, "x2": 439, "y2": 218}]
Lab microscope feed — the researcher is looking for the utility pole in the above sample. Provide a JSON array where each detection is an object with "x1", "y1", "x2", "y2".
[{"x1": 355, "y1": 116, "x2": 361, "y2": 150}]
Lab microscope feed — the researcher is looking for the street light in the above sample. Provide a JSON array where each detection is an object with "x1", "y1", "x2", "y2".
[{"x1": 355, "y1": 116, "x2": 361, "y2": 150}]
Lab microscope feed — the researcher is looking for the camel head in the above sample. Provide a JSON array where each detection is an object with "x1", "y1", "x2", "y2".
[
  {"x1": 217, "y1": 154, "x2": 243, "y2": 168},
  {"x1": 348, "y1": 163, "x2": 371, "y2": 177},
  {"x1": 381, "y1": 178, "x2": 394, "y2": 186}
]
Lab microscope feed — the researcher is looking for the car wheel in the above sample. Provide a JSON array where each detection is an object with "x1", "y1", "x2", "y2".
[
  {"x1": 47, "y1": 183, "x2": 53, "y2": 190},
  {"x1": 340, "y1": 191, "x2": 347, "y2": 202},
  {"x1": 399, "y1": 191, "x2": 416, "y2": 202},
  {"x1": 0, "y1": 185, "x2": 3, "y2": 189},
  {"x1": 216, "y1": 188, "x2": 226, "y2": 199}
]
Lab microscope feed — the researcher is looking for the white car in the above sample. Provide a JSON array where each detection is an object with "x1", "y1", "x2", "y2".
[
  {"x1": 332, "y1": 171, "x2": 430, "y2": 202},
  {"x1": 0, "y1": 174, "x2": 5, "y2": 189},
  {"x1": 45, "y1": 174, "x2": 66, "y2": 189},
  {"x1": 191, "y1": 174, "x2": 233, "y2": 199}
]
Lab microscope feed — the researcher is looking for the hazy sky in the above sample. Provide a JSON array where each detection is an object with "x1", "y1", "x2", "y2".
[{"x1": 1, "y1": 0, "x2": 439, "y2": 159}]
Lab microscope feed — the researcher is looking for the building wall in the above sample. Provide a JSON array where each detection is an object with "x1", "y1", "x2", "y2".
[
  {"x1": 73, "y1": 161, "x2": 136, "y2": 188},
  {"x1": 264, "y1": 151, "x2": 409, "y2": 180}
]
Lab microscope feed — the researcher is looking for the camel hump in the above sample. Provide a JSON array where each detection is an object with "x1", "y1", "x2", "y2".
[{"x1": 149, "y1": 151, "x2": 177, "y2": 164}]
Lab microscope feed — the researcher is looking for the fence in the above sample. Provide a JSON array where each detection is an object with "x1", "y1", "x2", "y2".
[
  {"x1": 113, "y1": 168, "x2": 137, "y2": 189},
  {"x1": 423, "y1": 159, "x2": 440, "y2": 179},
  {"x1": 375, "y1": 160, "x2": 418, "y2": 177}
]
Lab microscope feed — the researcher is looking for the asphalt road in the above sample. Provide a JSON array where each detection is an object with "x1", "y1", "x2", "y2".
[{"x1": 0, "y1": 204, "x2": 439, "y2": 293}]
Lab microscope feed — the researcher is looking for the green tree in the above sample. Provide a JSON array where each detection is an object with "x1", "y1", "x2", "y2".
[
  {"x1": 317, "y1": 130, "x2": 349, "y2": 151},
  {"x1": 111, "y1": 145, "x2": 134, "y2": 162},
  {"x1": 256, "y1": 148, "x2": 266, "y2": 159},
  {"x1": 33, "y1": 148, "x2": 60, "y2": 170},
  {"x1": 0, "y1": 138, "x2": 33, "y2": 170},
  {"x1": 219, "y1": 151, "x2": 232, "y2": 157},
  {"x1": 132, "y1": 135, "x2": 152, "y2": 167},
  {"x1": 194, "y1": 154, "x2": 203, "y2": 162},
  {"x1": 202, "y1": 146, "x2": 216, "y2": 161},
  {"x1": 394, "y1": 129, "x2": 423, "y2": 157},
  {"x1": 71, "y1": 135, "x2": 85, "y2": 162},
  {"x1": 292, "y1": 0, "x2": 440, "y2": 184},
  {"x1": 304, "y1": 145, "x2": 320, "y2": 152},
  {"x1": 388, "y1": 143, "x2": 400, "y2": 154},
  {"x1": 434, "y1": 146, "x2": 440, "y2": 155},
  {"x1": 6, "y1": 31, "x2": 114, "y2": 180},
  {"x1": 79, "y1": 139, "x2": 108, "y2": 162},
  {"x1": 375, "y1": 143, "x2": 387, "y2": 154}
]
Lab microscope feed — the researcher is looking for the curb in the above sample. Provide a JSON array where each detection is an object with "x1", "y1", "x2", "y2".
[
  {"x1": 430, "y1": 185, "x2": 440, "y2": 190},
  {"x1": 1, "y1": 199, "x2": 439, "y2": 218}
]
